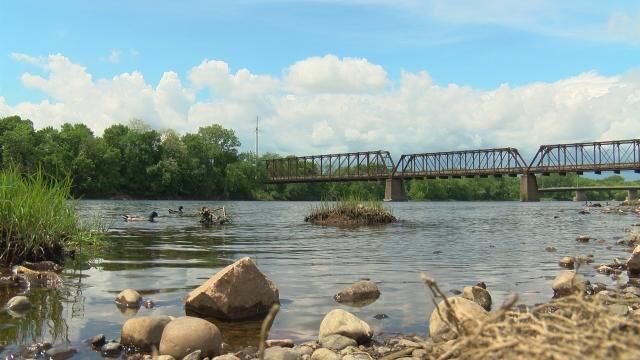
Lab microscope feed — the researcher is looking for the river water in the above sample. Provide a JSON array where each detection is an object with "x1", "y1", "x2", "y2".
[{"x1": 0, "y1": 200, "x2": 637, "y2": 358}]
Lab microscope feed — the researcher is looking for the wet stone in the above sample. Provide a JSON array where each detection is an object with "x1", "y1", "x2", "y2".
[
  {"x1": 182, "y1": 349, "x2": 202, "y2": 360},
  {"x1": 624, "y1": 287, "x2": 640, "y2": 297},
  {"x1": 545, "y1": 246, "x2": 557, "y2": 252},
  {"x1": 84, "y1": 333, "x2": 106, "y2": 348},
  {"x1": 101, "y1": 341, "x2": 123, "y2": 356},
  {"x1": 45, "y1": 346, "x2": 77, "y2": 359}
]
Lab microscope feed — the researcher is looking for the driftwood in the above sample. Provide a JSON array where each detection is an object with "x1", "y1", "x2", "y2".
[{"x1": 199, "y1": 206, "x2": 231, "y2": 225}]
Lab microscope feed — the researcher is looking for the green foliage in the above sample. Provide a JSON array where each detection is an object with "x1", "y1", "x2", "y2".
[
  {"x1": 407, "y1": 177, "x2": 519, "y2": 200},
  {"x1": 0, "y1": 168, "x2": 102, "y2": 265}
]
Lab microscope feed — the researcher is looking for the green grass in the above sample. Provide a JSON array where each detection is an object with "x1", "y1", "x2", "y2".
[
  {"x1": 305, "y1": 194, "x2": 396, "y2": 225},
  {"x1": 0, "y1": 168, "x2": 103, "y2": 265}
]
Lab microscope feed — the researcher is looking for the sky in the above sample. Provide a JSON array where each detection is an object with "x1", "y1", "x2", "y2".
[{"x1": 1, "y1": 0, "x2": 639, "y2": 159}]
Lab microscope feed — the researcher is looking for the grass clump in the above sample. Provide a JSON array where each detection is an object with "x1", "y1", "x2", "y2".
[
  {"x1": 0, "y1": 168, "x2": 102, "y2": 265},
  {"x1": 305, "y1": 195, "x2": 397, "y2": 225}
]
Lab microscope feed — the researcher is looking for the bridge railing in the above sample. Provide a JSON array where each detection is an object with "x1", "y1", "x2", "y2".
[
  {"x1": 264, "y1": 150, "x2": 395, "y2": 183},
  {"x1": 528, "y1": 139, "x2": 640, "y2": 174},
  {"x1": 393, "y1": 148, "x2": 528, "y2": 178}
]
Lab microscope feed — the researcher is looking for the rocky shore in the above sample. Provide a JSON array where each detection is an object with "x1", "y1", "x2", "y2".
[{"x1": 2, "y1": 205, "x2": 640, "y2": 359}]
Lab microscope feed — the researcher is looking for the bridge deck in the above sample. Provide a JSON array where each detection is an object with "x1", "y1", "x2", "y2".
[{"x1": 538, "y1": 186, "x2": 640, "y2": 192}]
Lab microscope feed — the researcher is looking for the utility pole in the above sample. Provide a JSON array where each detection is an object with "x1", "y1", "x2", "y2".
[{"x1": 255, "y1": 116, "x2": 259, "y2": 180}]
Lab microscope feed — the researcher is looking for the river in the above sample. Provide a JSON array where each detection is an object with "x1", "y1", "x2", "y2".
[{"x1": 0, "y1": 200, "x2": 636, "y2": 358}]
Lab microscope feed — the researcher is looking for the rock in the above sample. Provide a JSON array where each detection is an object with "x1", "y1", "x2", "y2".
[
  {"x1": 263, "y1": 346, "x2": 299, "y2": 360},
  {"x1": 397, "y1": 339, "x2": 421, "y2": 348},
  {"x1": 597, "y1": 265, "x2": 614, "y2": 275},
  {"x1": 576, "y1": 255, "x2": 594, "y2": 265},
  {"x1": 412, "y1": 349, "x2": 428, "y2": 359},
  {"x1": 576, "y1": 235, "x2": 590, "y2": 242},
  {"x1": 462, "y1": 286, "x2": 492, "y2": 311},
  {"x1": 266, "y1": 339, "x2": 295, "y2": 348},
  {"x1": 551, "y1": 271, "x2": 585, "y2": 297},
  {"x1": 101, "y1": 341, "x2": 123, "y2": 356},
  {"x1": 21, "y1": 261, "x2": 63, "y2": 272},
  {"x1": 373, "y1": 313, "x2": 388, "y2": 319},
  {"x1": 84, "y1": 333, "x2": 106, "y2": 348},
  {"x1": 184, "y1": 257, "x2": 279, "y2": 320},
  {"x1": 115, "y1": 289, "x2": 142, "y2": 308},
  {"x1": 342, "y1": 353, "x2": 373, "y2": 360},
  {"x1": 45, "y1": 346, "x2": 77, "y2": 359},
  {"x1": 627, "y1": 245, "x2": 640, "y2": 275},
  {"x1": 558, "y1": 256, "x2": 575, "y2": 269},
  {"x1": 213, "y1": 355, "x2": 240, "y2": 360},
  {"x1": 320, "y1": 334, "x2": 357, "y2": 351},
  {"x1": 545, "y1": 246, "x2": 557, "y2": 252},
  {"x1": 5, "y1": 295, "x2": 31, "y2": 311},
  {"x1": 311, "y1": 348, "x2": 339, "y2": 360},
  {"x1": 182, "y1": 350, "x2": 202, "y2": 360},
  {"x1": 624, "y1": 286, "x2": 640, "y2": 297},
  {"x1": 157, "y1": 356, "x2": 177, "y2": 360},
  {"x1": 292, "y1": 345, "x2": 315, "y2": 357},
  {"x1": 159, "y1": 316, "x2": 222, "y2": 359},
  {"x1": 318, "y1": 309, "x2": 373, "y2": 344},
  {"x1": 334, "y1": 280, "x2": 380, "y2": 304},
  {"x1": 428, "y1": 297, "x2": 488, "y2": 342},
  {"x1": 121, "y1": 315, "x2": 173, "y2": 351}
]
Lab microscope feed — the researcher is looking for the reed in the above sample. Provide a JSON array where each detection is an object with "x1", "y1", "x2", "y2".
[
  {"x1": 0, "y1": 168, "x2": 102, "y2": 265},
  {"x1": 305, "y1": 194, "x2": 397, "y2": 225}
]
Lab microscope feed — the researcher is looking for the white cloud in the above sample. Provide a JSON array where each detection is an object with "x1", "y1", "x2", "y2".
[
  {"x1": 2, "y1": 53, "x2": 640, "y2": 159},
  {"x1": 607, "y1": 11, "x2": 640, "y2": 45},
  {"x1": 9, "y1": 52, "x2": 43, "y2": 66},
  {"x1": 285, "y1": 55, "x2": 388, "y2": 94}
]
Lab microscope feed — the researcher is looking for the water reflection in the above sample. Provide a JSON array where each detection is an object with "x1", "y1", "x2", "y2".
[{"x1": 0, "y1": 200, "x2": 637, "y2": 359}]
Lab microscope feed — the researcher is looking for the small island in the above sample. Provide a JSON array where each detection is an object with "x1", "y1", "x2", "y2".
[{"x1": 304, "y1": 197, "x2": 397, "y2": 226}]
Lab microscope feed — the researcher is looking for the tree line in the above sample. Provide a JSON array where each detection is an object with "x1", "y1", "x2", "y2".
[{"x1": 1, "y1": 115, "x2": 636, "y2": 201}]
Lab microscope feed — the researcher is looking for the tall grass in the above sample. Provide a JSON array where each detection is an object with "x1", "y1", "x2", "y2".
[
  {"x1": 306, "y1": 193, "x2": 396, "y2": 225},
  {"x1": 0, "y1": 168, "x2": 101, "y2": 265}
]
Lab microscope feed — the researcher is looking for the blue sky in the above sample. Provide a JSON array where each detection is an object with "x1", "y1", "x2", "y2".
[{"x1": 0, "y1": 1, "x2": 639, "y2": 156}]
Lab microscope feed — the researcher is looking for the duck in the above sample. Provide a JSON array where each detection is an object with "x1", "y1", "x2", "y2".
[
  {"x1": 168, "y1": 206, "x2": 183, "y2": 214},
  {"x1": 122, "y1": 211, "x2": 158, "y2": 222}
]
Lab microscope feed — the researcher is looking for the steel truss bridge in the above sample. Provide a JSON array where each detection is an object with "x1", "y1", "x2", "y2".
[{"x1": 264, "y1": 139, "x2": 640, "y2": 201}]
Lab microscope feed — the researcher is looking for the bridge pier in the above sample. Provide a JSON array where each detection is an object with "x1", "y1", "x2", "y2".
[
  {"x1": 520, "y1": 174, "x2": 540, "y2": 202},
  {"x1": 384, "y1": 178, "x2": 407, "y2": 202},
  {"x1": 574, "y1": 190, "x2": 587, "y2": 202},
  {"x1": 628, "y1": 189, "x2": 638, "y2": 201}
]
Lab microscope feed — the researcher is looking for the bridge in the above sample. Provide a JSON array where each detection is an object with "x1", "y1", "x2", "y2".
[
  {"x1": 264, "y1": 139, "x2": 640, "y2": 202},
  {"x1": 538, "y1": 186, "x2": 640, "y2": 202}
]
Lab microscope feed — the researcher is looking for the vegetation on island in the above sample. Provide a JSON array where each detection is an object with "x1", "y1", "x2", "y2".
[
  {"x1": 1, "y1": 115, "x2": 638, "y2": 201},
  {"x1": 305, "y1": 195, "x2": 397, "y2": 225},
  {"x1": 0, "y1": 168, "x2": 102, "y2": 265}
]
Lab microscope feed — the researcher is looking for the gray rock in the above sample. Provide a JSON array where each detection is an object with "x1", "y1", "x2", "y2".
[
  {"x1": 101, "y1": 341, "x2": 123, "y2": 356},
  {"x1": 263, "y1": 346, "x2": 300, "y2": 360},
  {"x1": 159, "y1": 316, "x2": 223, "y2": 359},
  {"x1": 5, "y1": 295, "x2": 31, "y2": 311},
  {"x1": 311, "y1": 348, "x2": 339, "y2": 360},
  {"x1": 45, "y1": 346, "x2": 77, "y2": 359},
  {"x1": 319, "y1": 309, "x2": 373, "y2": 344},
  {"x1": 334, "y1": 280, "x2": 380, "y2": 304},
  {"x1": 320, "y1": 334, "x2": 357, "y2": 351},
  {"x1": 183, "y1": 349, "x2": 202, "y2": 360},
  {"x1": 292, "y1": 345, "x2": 314, "y2": 357},
  {"x1": 462, "y1": 286, "x2": 492, "y2": 311},
  {"x1": 84, "y1": 333, "x2": 106, "y2": 348},
  {"x1": 184, "y1": 257, "x2": 279, "y2": 320},
  {"x1": 121, "y1": 315, "x2": 173, "y2": 351},
  {"x1": 115, "y1": 288, "x2": 142, "y2": 308}
]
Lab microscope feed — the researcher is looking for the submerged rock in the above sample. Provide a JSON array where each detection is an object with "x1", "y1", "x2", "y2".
[
  {"x1": 334, "y1": 280, "x2": 380, "y2": 305},
  {"x1": 5, "y1": 295, "x2": 31, "y2": 312},
  {"x1": 576, "y1": 235, "x2": 590, "y2": 242},
  {"x1": 559, "y1": 256, "x2": 576, "y2": 269},
  {"x1": 184, "y1": 257, "x2": 279, "y2": 320},
  {"x1": 115, "y1": 289, "x2": 142, "y2": 308}
]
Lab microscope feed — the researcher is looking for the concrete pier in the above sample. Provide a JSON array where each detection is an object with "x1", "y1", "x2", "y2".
[
  {"x1": 384, "y1": 178, "x2": 407, "y2": 202},
  {"x1": 628, "y1": 189, "x2": 638, "y2": 201},
  {"x1": 520, "y1": 174, "x2": 540, "y2": 202},
  {"x1": 574, "y1": 190, "x2": 587, "y2": 202}
]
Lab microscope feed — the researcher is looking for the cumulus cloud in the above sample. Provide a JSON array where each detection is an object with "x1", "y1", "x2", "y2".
[
  {"x1": 2, "y1": 53, "x2": 640, "y2": 159},
  {"x1": 285, "y1": 55, "x2": 388, "y2": 94}
]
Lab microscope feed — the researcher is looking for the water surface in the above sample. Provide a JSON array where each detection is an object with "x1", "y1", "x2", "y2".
[{"x1": 1, "y1": 200, "x2": 637, "y2": 358}]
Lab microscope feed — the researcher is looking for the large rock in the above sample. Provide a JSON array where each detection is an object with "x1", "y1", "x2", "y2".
[
  {"x1": 462, "y1": 286, "x2": 491, "y2": 311},
  {"x1": 121, "y1": 315, "x2": 173, "y2": 351},
  {"x1": 627, "y1": 245, "x2": 640, "y2": 275},
  {"x1": 184, "y1": 257, "x2": 279, "y2": 320},
  {"x1": 334, "y1": 280, "x2": 380, "y2": 305},
  {"x1": 263, "y1": 346, "x2": 300, "y2": 360},
  {"x1": 551, "y1": 270, "x2": 585, "y2": 297},
  {"x1": 159, "y1": 316, "x2": 222, "y2": 359},
  {"x1": 428, "y1": 296, "x2": 487, "y2": 342},
  {"x1": 319, "y1": 309, "x2": 373, "y2": 344}
]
